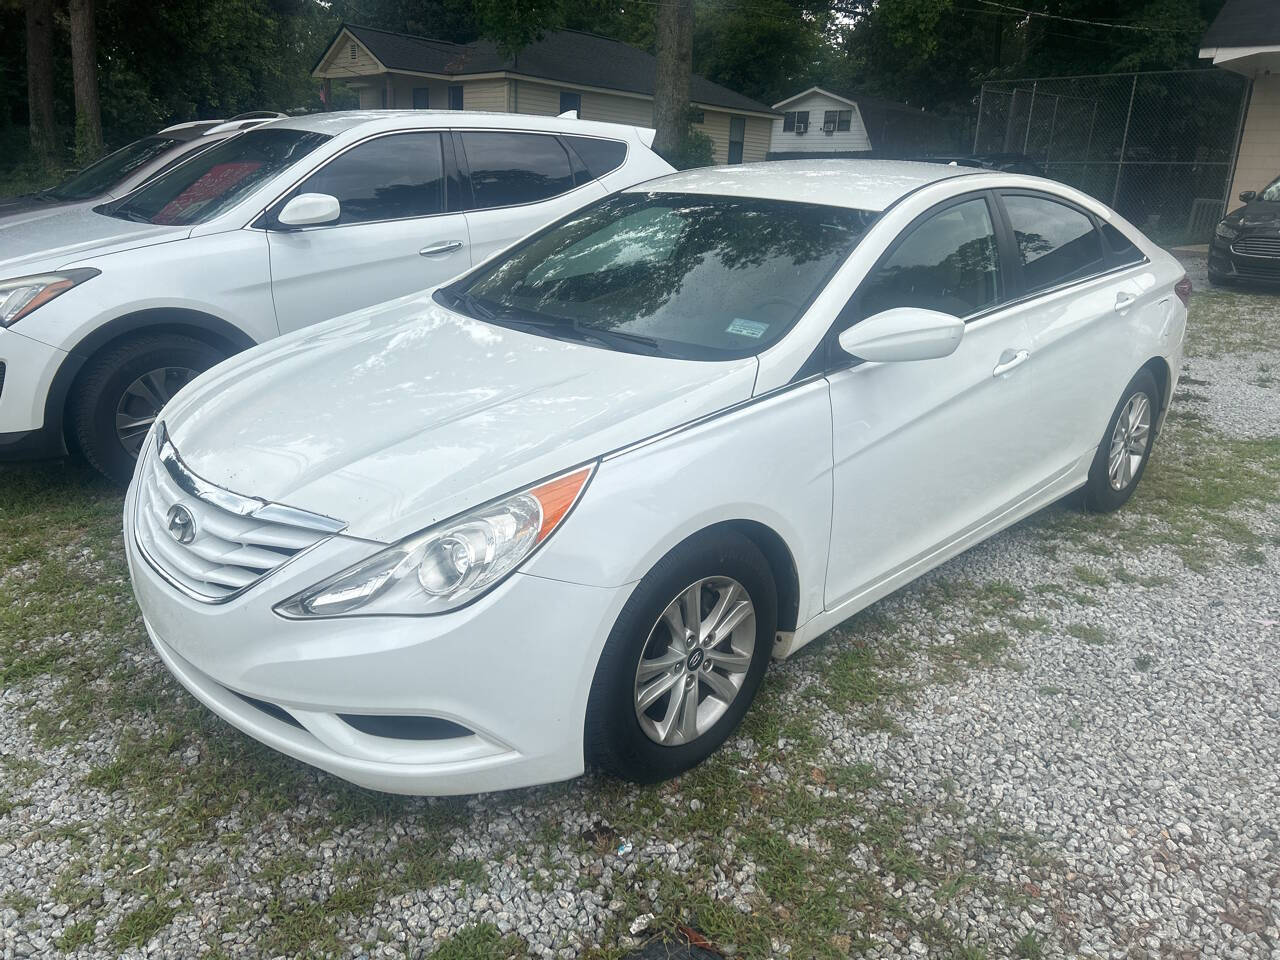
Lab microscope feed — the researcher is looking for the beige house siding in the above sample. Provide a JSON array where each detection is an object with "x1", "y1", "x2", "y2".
[
  {"x1": 319, "y1": 31, "x2": 382, "y2": 76},
  {"x1": 742, "y1": 116, "x2": 771, "y2": 163},
  {"x1": 770, "y1": 90, "x2": 872, "y2": 153},
  {"x1": 1231, "y1": 74, "x2": 1280, "y2": 200}
]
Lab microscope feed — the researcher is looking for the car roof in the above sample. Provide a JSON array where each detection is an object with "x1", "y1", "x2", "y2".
[
  {"x1": 631, "y1": 159, "x2": 992, "y2": 212},
  {"x1": 260, "y1": 109, "x2": 652, "y2": 141}
]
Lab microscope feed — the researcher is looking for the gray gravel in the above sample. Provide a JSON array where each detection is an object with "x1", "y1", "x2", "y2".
[{"x1": 1, "y1": 256, "x2": 1278, "y2": 958}]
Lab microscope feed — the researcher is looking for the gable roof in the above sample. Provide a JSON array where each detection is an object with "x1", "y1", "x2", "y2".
[
  {"x1": 1200, "y1": 0, "x2": 1280, "y2": 50},
  {"x1": 322, "y1": 24, "x2": 775, "y2": 116}
]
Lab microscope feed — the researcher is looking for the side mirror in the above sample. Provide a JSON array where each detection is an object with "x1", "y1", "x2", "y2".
[
  {"x1": 277, "y1": 193, "x2": 340, "y2": 228},
  {"x1": 838, "y1": 307, "x2": 965, "y2": 363},
  {"x1": 1240, "y1": 190, "x2": 1257, "y2": 204}
]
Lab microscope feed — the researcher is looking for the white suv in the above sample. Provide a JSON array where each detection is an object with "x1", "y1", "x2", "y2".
[{"x1": 0, "y1": 110, "x2": 672, "y2": 483}]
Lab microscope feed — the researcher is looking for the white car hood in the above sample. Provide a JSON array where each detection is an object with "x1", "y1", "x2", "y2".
[
  {"x1": 163, "y1": 295, "x2": 758, "y2": 542},
  {"x1": 0, "y1": 205, "x2": 188, "y2": 276}
]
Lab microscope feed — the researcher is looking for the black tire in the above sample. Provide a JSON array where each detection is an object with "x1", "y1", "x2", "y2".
[
  {"x1": 585, "y1": 529, "x2": 776, "y2": 783},
  {"x1": 1083, "y1": 368, "x2": 1160, "y2": 513},
  {"x1": 69, "y1": 333, "x2": 225, "y2": 486}
]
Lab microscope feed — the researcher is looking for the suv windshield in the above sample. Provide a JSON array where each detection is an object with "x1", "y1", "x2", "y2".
[
  {"x1": 107, "y1": 129, "x2": 330, "y2": 226},
  {"x1": 47, "y1": 136, "x2": 179, "y2": 201},
  {"x1": 445, "y1": 192, "x2": 875, "y2": 360}
]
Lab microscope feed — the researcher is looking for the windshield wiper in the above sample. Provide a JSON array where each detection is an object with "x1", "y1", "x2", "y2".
[
  {"x1": 448, "y1": 290, "x2": 496, "y2": 322},
  {"x1": 491, "y1": 312, "x2": 662, "y2": 355}
]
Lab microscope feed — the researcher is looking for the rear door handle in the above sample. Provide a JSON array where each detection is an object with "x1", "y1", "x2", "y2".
[
  {"x1": 419, "y1": 240, "x2": 464, "y2": 257},
  {"x1": 1114, "y1": 291, "x2": 1137, "y2": 313},
  {"x1": 993, "y1": 348, "x2": 1030, "y2": 377}
]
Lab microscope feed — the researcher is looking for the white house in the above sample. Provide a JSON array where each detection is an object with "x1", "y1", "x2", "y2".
[
  {"x1": 769, "y1": 86, "x2": 943, "y2": 158},
  {"x1": 1199, "y1": 0, "x2": 1280, "y2": 200}
]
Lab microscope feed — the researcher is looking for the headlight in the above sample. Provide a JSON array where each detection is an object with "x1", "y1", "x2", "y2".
[
  {"x1": 0, "y1": 268, "x2": 99, "y2": 327},
  {"x1": 1215, "y1": 222, "x2": 1239, "y2": 241},
  {"x1": 276, "y1": 463, "x2": 596, "y2": 618}
]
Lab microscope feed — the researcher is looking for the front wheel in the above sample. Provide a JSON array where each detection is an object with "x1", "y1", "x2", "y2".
[
  {"x1": 1083, "y1": 368, "x2": 1160, "y2": 513},
  {"x1": 69, "y1": 333, "x2": 226, "y2": 485},
  {"x1": 585, "y1": 529, "x2": 776, "y2": 783}
]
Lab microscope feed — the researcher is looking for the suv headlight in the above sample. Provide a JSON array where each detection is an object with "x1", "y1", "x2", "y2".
[
  {"x1": 277, "y1": 464, "x2": 595, "y2": 618},
  {"x1": 1215, "y1": 222, "x2": 1239, "y2": 241},
  {"x1": 0, "y1": 268, "x2": 99, "y2": 327}
]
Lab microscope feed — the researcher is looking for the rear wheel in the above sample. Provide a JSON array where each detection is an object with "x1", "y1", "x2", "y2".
[
  {"x1": 1083, "y1": 368, "x2": 1159, "y2": 513},
  {"x1": 585, "y1": 529, "x2": 776, "y2": 783},
  {"x1": 69, "y1": 333, "x2": 225, "y2": 485}
]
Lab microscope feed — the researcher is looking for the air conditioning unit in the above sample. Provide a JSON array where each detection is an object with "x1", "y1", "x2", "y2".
[
  {"x1": 822, "y1": 121, "x2": 836, "y2": 133},
  {"x1": 795, "y1": 121, "x2": 808, "y2": 134}
]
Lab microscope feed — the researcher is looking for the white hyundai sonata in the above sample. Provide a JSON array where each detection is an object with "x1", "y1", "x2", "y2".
[{"x1": 124, "y1": 160, "x2": 1188, "y2": 795}]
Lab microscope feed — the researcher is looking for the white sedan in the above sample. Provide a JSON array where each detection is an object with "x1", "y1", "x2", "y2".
[{"x1": 124, "y1": 160, "x2": 1188, "y2": 795}]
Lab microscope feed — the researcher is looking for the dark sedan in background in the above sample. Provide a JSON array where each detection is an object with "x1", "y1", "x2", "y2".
[{"x1": 1210, "y1": 175, "x2": 1280, "y2": 286}]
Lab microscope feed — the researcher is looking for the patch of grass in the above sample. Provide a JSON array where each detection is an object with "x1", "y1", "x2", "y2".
[
  {"x1": 1071, "y1": 565, "x2": 1109, "y2": 588},
  {"x1": 1067, "y1": 624, "x2": 1110, "y2": 646},
  {"x1": 110, "y1": 898, "x2": 180, "y2": 951},
  {"x1": 432, "y1": 924, "x2": 528, "y2": 959},
  {"x1": 56, "y1": 918, "x2": 97, "y2": 951},
  {"x1": 1134, "y1": 654, "x2": 1154, "y2": 672},
  {"x1": 1014, "y1": 930, "x2": 1045, "y2": 959}
]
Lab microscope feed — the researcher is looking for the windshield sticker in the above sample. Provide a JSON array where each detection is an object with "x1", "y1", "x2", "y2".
[{"x1": 726, "y1": 318, "x2": 769, "y2": 339}]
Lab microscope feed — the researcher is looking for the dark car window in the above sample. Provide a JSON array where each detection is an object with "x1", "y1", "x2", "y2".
[
  {"x1": 1101, "y1": 222, "x2": 1144, "y2": 267},
  {"x1": 460, "y1": 132, "x2": 576, "y2": 209},
  {"x1": 445, "y1": 192, "x2": 875, "y2": 360},
  {"x1": 109, "y1": 129, "x2": 330, "y2": 226},
  {"x1": 563, "y1": 136, "x2": 627, "y2": 181},
  {"x1": 856, "y1": 197, "x2": 1002, "y2": 320},
  {"x1": 136, "y1": 138, "x2": 222, "y2": 189},
  {"x1": 1003, "y1": 194, "x2": 1106, "y2": 292},
  {"x1": 48, "y1": 136, "x2": 179, "y2": 200},
  {"x1": 296, "y1": 133, "x2": 444, "y2": 224}
]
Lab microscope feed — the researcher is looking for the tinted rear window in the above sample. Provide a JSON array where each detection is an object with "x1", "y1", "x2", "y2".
[
  {"x1": 1003, "y1": 194, "x2": 1106, "y2": 292},
  {"x1": 564, "y1": 136, "x2": 627, "y2": 180},
  {"x1": 460, "y1": 132, "x2": 576, "y2": 209}
]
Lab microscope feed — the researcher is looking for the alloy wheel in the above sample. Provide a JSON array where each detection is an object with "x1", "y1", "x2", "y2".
[
  {"x1": 633, "y1": 576, "x2": 756, "y2": 746},
  {"x1": 1107, "y1": 391, "x2": 1151, "y2": 491},
  {"x1": 115, "y1": 367, "x2": 198, "y2": 457}
]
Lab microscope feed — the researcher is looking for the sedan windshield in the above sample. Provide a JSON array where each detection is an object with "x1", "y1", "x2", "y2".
[
  {"x1": 446, "y1": 193, "x2": 875, "y2": 359},
  {"x1": 47, "y1": 136, "x2": 179, "y2": 201},
  {"x1": 107, "y1": 129, "x2": 330, "y2": 226}
]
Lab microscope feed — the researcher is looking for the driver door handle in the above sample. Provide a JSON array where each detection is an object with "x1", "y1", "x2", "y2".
[
  {"x1": 419, "y1": 240, "x2": 463, "y2": 257},
  {"x1": 1114, "y1": 291, "x2": 1138, "y2": 313},
  {"x1": 993, "y1": 348, "x2": 1030, "y2": 377}
]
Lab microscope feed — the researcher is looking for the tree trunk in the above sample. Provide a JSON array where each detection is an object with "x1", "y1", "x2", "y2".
[
  {"x1": 25, "y1": 0, "x2": 59, "y2": 166},
  {"x1": 652, "y1": 0, "x2": 693, "y2": 159},
  {"x1": 70, "y1": 0, "x2": 104, "y2": 162}
]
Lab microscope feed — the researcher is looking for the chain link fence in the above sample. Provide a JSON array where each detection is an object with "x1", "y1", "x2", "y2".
[{"x1": 974, "y1": 70, "x2": 1249, "y2": 244}]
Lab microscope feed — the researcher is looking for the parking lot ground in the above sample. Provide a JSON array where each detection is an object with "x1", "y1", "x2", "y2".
[{"x1": 1, "y1": 256, "x2": 1277, "y2": 959}]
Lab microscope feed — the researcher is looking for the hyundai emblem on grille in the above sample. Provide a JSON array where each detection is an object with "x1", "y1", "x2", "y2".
[{"x1": 165, "y1": 504, "x2": 197, "y2": 545}]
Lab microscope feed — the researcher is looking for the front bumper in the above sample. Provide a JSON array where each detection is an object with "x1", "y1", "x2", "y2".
[
  {"x1": 1208, "y1": 234, "x2": 1280, "y2": 284},
  {"x1": 124, "y1": 478, "x2": 633, "y2": 795},
  {"x1": 0, "y1": 326, "x2": 69, "y2": 460}
]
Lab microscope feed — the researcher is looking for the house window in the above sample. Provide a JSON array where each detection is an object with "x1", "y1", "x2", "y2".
[
  {"x1": 448, "y1": 85, "x2": 464, "y2": 110},
  {"x1": 783, "y1": 110, "x2": 809, "y2": 133},
  {"x1": 837, "y1": 110, "x2": 852, "y2": 131},
  {"x1": 728, "y1": 116, "x2": 745, "y2": 164},
  {"x1": 559, "y1": 91, "x2": 581, "y2": 115},
  {"x1": 412, "y1": 88, "x2": 430, "y2": 109},
  {"x1": 823, "y1": 110, "x2": 838, "y2": 132}
]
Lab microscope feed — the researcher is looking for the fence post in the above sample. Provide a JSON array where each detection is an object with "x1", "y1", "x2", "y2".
[
  {"x1": 1022, "y1": 81, "x2": 1037, "y2": 154},
  {"x1": 1112, "y1": 73, "x2": 1138, "y2": 209},
  {"x1": 973, "y1": 84, "x2": 986, "y2": 153}
]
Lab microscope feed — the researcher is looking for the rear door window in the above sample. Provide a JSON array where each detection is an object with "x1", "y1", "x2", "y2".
[
  {"x1": 459, "y1": 132, "x2": 576, "y2": 209},
  {"x1": 563, "y1": 136, "x2": 627, "y2": 181},
  {"x1": 296, "y1": 132, "x2": 444, "y2": 224},
  {"x1": 1002, "y1": 193, "x2": 1107, "y2": 292}
]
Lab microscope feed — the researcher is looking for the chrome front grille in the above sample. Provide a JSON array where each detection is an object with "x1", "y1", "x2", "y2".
[
  {"x1": 134, "y1": 423, "x2": 345, "y2": 602},
  {"x1": 1232, "y1": 236, "x2": 1280, "y2": 259}
]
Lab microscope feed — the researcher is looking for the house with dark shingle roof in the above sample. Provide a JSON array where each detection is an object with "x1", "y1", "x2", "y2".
[
  {"x1": 1199, "y1": 0, "x2": 1280, "y2": 200},
  {"x1": 313, "y1": 24, "x2": 777, "y2": 165}
]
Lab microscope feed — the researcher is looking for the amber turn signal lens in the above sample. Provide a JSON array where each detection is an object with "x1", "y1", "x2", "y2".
[{"x1": 530, "y1": 466, "x2": 593, "y2": 542}]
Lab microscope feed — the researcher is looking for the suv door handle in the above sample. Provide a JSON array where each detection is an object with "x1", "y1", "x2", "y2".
[
  {"x1": 419, "y1": 240, "x2": 463, "y2": 257},
  {"x1": 1114, "y1": 291, "x2": 1137, "y2": 313},
  {"x1": 993, "y1": 349, "x2": 1030, "y2": 377}
]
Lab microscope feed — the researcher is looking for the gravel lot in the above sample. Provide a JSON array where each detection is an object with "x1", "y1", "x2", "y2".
[{"x1": 1, "y1": 258, "x2": 1277, "y2": 959}]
